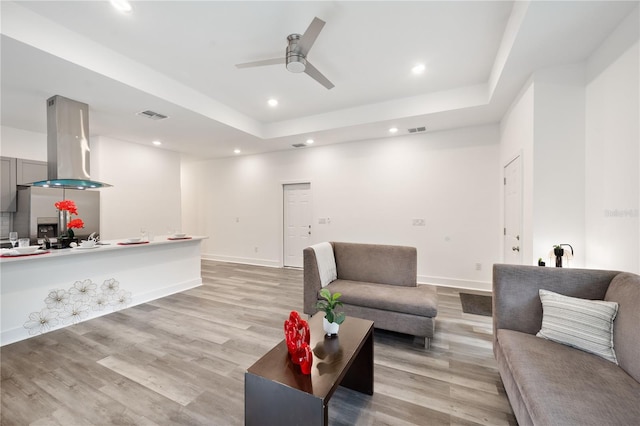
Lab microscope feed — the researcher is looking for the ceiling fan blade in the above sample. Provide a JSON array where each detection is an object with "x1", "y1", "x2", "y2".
[
  {"x1": 297, "y1": 17, "x2": 326, "y2": 56},
  {"x1": 304, "y1": 61, "x2": 334, "y2": 90},
  {"x1": 235, "y1": 58, "x2": 284, "y2": 69}
]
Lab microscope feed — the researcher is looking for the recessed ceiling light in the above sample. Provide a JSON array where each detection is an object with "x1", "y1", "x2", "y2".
[
  {"x1": 389, "y1": 127, "x2": 398, "y2": 134},
  {"x1": 234, "y1": 149, "x2": 241, "y2": 154},
  {"x1": 152, "y1": 140, "x2": 162, "y2": 146},
  {"x1": 268, "y1": 99, "x2": 278, "y2": 107},
  {"x1": 411, "y1": 63, "x2": 426, "y2": 75},
  {"x1": 110, "y1": 0, "x2": 132, "y2": 13},
  {"x1": 306, "y1": 139, "x2": 314, "y2": 144}
]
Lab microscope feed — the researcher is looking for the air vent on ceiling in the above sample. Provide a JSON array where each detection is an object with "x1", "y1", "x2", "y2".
[
  {"x1": 408, "y1": 126, "x2": 426, "y2": 133},
  {"x1": 137, "y1": 110, "x2": 169, "y2": 120},
  {"x1": 291, "y1": 143, "x2": 307, "y2": 148}
]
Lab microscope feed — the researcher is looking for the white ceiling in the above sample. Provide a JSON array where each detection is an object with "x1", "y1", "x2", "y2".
[{"x1": 1, "y1": 1, "x2": 637, "y2": 159}]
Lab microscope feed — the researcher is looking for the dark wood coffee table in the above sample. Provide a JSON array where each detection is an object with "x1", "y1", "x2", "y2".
[{"x1": 245, "y1": 314, "x2": 374, "y2": 426}]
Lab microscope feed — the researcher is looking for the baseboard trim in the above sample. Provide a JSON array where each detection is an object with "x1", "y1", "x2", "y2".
[
  {"x1": 201, "y1": 253, "x2": 281, "y2": 268},
  {"x1": 418, "y1": 275, "x2": 491, "y2": 292},
  {"x1": 200, "y1": 256, "x2": 490, "y2": 291}
]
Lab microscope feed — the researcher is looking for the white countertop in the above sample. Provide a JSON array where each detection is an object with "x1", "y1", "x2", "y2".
[{"x1": 0, "y1": 235, "x2": 207, "y2": 263}]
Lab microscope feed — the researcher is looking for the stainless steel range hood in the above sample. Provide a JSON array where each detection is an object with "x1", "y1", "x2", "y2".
[{"x1": 30, "y1": 95, "x2": 111, "y2": 189}]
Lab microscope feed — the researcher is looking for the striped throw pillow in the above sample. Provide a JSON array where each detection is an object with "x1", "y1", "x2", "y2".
[{"x1": 536, "y1": 289, "x2": 619, "y2": 364}]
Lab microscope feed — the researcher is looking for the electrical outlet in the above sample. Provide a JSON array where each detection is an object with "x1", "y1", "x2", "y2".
[
  {"x1": 412, "y1": 219, "x2": 425, "y2": 226},
  {"x1": 254, "y1": 247, "x2": 259, "y2": 253},
  {"x1": 475, "y1": 263, "x2": 482, "y2": 271},
  {"x1": 318, "y1": 218, "x2": 326, "y2": 224}
]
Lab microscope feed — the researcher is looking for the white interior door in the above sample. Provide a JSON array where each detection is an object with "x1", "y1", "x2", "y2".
[
  {"x1": 504, "y1": 156, "x2": 523, "y2": 264},
  {"x1": 283, "y1": 183, "x2": 311, "y2": 268}
]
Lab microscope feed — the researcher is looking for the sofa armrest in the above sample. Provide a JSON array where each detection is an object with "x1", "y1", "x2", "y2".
[
  {"x1": 492, "y1": 264, "x2": 619, "y2": 341},
  {"x1": 303, "y1": 247, "x2": 323, "y2": 315}
]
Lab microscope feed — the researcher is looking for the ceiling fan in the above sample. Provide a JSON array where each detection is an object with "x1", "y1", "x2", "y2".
[{"x1": 236, "y1": 17, "x2": 334, "y2": 90}]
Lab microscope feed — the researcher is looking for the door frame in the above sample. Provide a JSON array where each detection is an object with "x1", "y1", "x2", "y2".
[
  {"x1": 503, "y1": 153, "x2": 523, "y2": 264},
  {"x1": 280, "y1": 180, "x2": 312, "y2": 268}
]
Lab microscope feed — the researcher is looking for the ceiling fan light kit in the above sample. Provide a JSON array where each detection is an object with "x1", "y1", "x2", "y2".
[
  {"x1": 286, "y1": 55, "x2": 307, "y2": 73},
  {"x1": 236, "y1": 17, "x2": 334, "y2": 90}
]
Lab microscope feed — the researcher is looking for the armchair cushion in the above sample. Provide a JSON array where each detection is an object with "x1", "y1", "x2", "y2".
[{"x1": 326, "y1": 280, "x2": 437, "y2": 317}]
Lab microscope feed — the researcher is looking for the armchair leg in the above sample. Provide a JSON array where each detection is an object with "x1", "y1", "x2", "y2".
[{"x1": 414, "y1": 336, "x2": 430, "y2": 349}]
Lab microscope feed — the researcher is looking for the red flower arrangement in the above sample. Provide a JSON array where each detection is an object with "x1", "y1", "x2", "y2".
[
  {"x1": 54, "y1": 200, "x2": 78, "y2": 215},
  {"x1": 67, "y1": 218, "x2": 85, "y2": 231},
  {"x1": 284, "y1": 311, "x2": 313, "y2": 375},
  {"x1": 55, "y1": 200, "x2": 84, "y2": 239}
]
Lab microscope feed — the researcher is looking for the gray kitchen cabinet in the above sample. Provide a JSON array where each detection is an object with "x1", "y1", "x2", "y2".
[
  {"x1": 17, "y1": 159, "x2": 47, "y2": 185},
  {"x1": 1, "y1": 156, "x2": 17, "y2": 212}
]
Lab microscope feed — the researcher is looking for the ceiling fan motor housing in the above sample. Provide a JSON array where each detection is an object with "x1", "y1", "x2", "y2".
[{"x1": 286, "y1": 34, "x2": 307, "y2": 73}]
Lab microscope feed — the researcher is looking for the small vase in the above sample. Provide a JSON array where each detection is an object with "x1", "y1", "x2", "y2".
[
  {"x1": 58, "y1": 210, "x2": 70, "y2": 237},
  {"x1": 554, "y1": 248, "x2": 564, "y2": 267},
  {"x1": 323, "y1": 317, "x2": 339, "y2": 337}
]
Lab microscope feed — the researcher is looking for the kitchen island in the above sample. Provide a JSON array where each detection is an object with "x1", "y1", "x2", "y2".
[{"x1": 0, "y1": 236, "x2": 206, "y2": 346}]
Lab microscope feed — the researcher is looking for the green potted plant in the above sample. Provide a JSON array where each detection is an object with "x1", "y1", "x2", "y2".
[{"x1": 316, "y1": 288, "x2": 345, "y2": 337}]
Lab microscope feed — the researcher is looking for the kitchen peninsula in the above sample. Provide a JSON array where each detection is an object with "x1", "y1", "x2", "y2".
[{"x1": 0, "y1": 236, "x2": 206, "y2": 346}]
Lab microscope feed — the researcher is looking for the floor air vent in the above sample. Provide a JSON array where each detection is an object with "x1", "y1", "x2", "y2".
[
  {"x1": 137, "y1": 110, "x2": 169, "y2": 120},
  {"x1": 408, "y1": 126, "x2": 426, "y2": 133}
]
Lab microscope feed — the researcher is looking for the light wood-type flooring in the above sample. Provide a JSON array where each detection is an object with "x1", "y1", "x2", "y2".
[{"x1": 1, "y1": 260, "x2": 516, "y2": 425}]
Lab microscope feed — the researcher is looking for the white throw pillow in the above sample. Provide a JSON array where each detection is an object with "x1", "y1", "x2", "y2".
[{"x1": 536, "y1": 289, "x2": 619, "y2": 364}]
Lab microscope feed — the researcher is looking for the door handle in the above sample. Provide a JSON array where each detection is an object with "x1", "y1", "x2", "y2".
[{"x1": 512, "y1": 246, "x2": 520, "y2": 252}]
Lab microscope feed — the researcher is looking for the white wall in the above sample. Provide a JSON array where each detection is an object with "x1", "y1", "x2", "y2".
[
  {"x1": 531, "y1": 66, "x2": 586, "y2": 267},
  {"x1": 584, "y1": 7, "x2": 639, "y2": 272},
  {"x1": 93, "y1": 136, "x2": 182, "y2": 240},
  {"x1": 500, "y1": 82, "x2": 534, "y2": 263},
  {"x1": 0, "y1": 126, "x2": 183, "y2": 241},
  {"x1": 182, "y1": 124, "x2": 501, "y2": 290},
  {"x1": 501, "y1": 67, "x2": 587, "y2": 268},
  {"x1": 500, "y1": 5, "x2": 639, "y2": 274},
  {"x1": 0, "y1": 126, "x2": 47, "y2": 160}
]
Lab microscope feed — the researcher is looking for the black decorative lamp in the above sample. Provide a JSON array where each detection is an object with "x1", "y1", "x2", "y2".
[{"x1": 551, "y1": 244, "x2": 574, "y2": 267}]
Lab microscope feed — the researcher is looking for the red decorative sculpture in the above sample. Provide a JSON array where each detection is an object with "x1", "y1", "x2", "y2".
[{"x1": 284, "y1": 311, "x2": 313, "y2": 375}]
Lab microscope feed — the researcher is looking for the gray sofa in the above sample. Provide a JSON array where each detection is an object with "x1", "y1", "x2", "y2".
[
  {"x1": 303, "y1": 242, "x2": 438, "y2": 347},
  {"x1": 493, "y1": 264, "x2": 640, "y2": 425}
]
